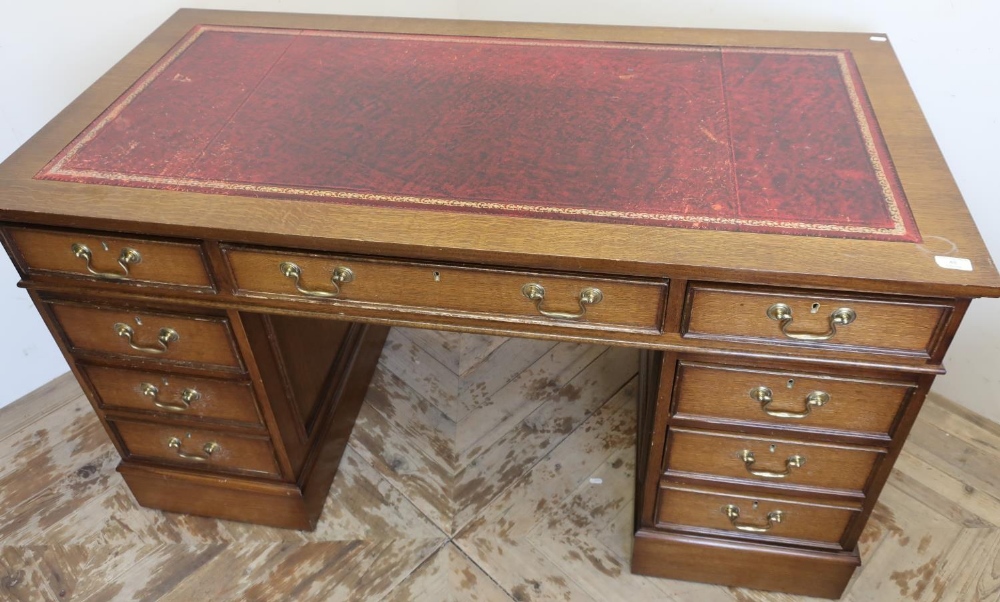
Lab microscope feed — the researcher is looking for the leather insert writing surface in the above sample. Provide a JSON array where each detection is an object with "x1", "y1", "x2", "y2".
[{"x1": 37, "y1": 25, "x2": 919, "y2": 241}]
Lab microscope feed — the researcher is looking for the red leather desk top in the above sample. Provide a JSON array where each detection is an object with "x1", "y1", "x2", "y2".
[{"x1": 37, "y1": 25, "x2": 919, "y2": 242}]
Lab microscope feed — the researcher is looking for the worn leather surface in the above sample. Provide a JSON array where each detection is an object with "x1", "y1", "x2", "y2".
[{"x1": 37, "y1": 25, "x2": 919, "y2": 242}]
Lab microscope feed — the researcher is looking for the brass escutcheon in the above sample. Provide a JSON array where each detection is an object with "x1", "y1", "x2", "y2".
[
  {"x1": 766, "y1": 303, "x2": 856, "y2": 341},
  {"x1": 113, "y1": 323, "x2": 179, "y2": 354},
  {"x1": 749, "y1": 386, "x2": 830, "y2": 419},
  {"x1": 739, "y1": 449, "x2": 805, "y2": 478},
  {"x1": 167, "y1": 437, "x2": 220, "y2": 462},
  {"x1": 521, "y1": 283, "x2": 603, "y2": 320},
  {"x1": 141, "y1": 383, "x2": 200, "y2": 412},
  {"x1": 71, "y1": 243, "x2": 141, "y2": 280},
  {"x1": 279, "y1": 261, "x2": 354, "y2": 298},
  {"x1": 722, "y1": 504, "x2": 784, "y2": 532}
]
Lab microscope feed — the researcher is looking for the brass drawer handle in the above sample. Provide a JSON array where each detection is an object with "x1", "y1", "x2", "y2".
[
  {"x1": 141, "y1": 383, "x2": 200, "y2": 412},
  {"x1": 71, "y1": 243, "x2": 141, "y2": 280},
  {"x1": 723, "y1": 504, "x2": 784, "y2": 533},
  {"x1": 279, "y1": 261, "x2": 354, "y2": 298},
  {"x1": 113, "y1": 323, "x2": 179, "y2": 354},
  {"x1": 521, "y1": 283, "x2": 603, "y2": 320},
  {"x1": 739, "y1": 450, "x2": 805, "y2": 479},
  {"x1": 167, "y1": 437, "x2": 219, "y2": 462},
  {"x1": 766, "y1": 303, "x2": 856, "y2": 341},
  {"x1": 750, "y1": 386, "x2": 830, "y2": 419}
]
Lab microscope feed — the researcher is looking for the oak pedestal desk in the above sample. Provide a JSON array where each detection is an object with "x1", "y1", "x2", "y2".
[{"x1": 2, "y1": 9, "x2": 998, "y2": 599}]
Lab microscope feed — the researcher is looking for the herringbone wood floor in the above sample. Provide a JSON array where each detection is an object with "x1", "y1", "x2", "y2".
[{"x1": 1, "y1": 328, "x2": 999, "y2": 601}]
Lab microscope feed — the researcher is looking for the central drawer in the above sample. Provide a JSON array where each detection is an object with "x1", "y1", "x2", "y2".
[
  {"x1": 221, "y1": 246, "x2": 668, "y2": 333},
  {"x1": 663, "y1": 428, "x2": 885, "y2": 494}
]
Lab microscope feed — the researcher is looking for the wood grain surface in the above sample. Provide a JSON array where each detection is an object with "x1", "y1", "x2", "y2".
[
  {"x1": 79, "y1": 364, "x2": 262, "y2": 426},
  {"x1": 4, "y1": 226, "x2": 215, "y2": 292},
  {"x1": 663, "y1": 427, "x2": 886, "y2": 494},
  {"x1": 671, "y1": 360, "x2": 915, "y2": 439},
  {"x1": 0, "y1": 10, "x2": 997, "y2": 298},
  {"x1": 111, "y1": 419, "x2": 280, "y2": 478},
  {"x1": 683, "y1": 284, "x2": 954, "y2": 358},
  {"x1": 47, "y1": 301, "x2": 242, "y2": 369},
  {"x1": 222, "y1": 245, "x2": 668, "y2": 333},
  {"x1": 2, "y1": 329, "x2": 999, "y2": 601},
  {"x1": 655, "y1": 483, "x2": 860, "y2": 546}
]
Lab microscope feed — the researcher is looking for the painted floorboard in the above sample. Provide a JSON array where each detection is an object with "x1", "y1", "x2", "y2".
[{"x1": 1, "y1": 331, "x2": 999, "y2": 601}]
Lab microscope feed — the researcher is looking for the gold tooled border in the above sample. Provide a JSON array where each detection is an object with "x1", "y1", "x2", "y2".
[{"x1": 41, "y1": 25, "x2": 912, "y2": 238}]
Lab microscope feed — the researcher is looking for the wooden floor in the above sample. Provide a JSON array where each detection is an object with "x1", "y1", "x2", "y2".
[{"x1": 2, "y1": 328, "x2": 999, "y2": 601}]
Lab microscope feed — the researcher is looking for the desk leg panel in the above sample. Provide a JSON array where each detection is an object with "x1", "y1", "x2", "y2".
[
  {"x1": 118, "y1": 463, "x2": 316, "y2": 530},
  {"x1": 635, "y1": 349, "x2": 669, "y2": 530},
  {"x1": 299, "y1": 322, "x2": 390, "y2": 525},
  {"x1": 119, "y1": 322, "x2": 389, "y2": 530},
  {"x1": 631, "y1": 529, "x2": 859, "y2": 599}
]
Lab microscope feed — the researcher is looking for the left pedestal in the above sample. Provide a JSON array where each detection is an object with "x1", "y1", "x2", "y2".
[{"x1": 31, "y1": 290, "x2": 388, "y2": 530}]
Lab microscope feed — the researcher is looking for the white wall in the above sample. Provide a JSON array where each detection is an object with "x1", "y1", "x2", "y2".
[{"x1": 2, "y1": 1, "x2": 998, "y2": 418}]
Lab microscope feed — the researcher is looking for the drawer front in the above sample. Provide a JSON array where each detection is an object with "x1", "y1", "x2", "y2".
[
  {"x1": 673, "y1": 361, "x2": 915, "y2": 438},
  {"x1": 81, "y1": 365, "x2": 261, "y2": 426},
  {"x1": 656, "y1": 483, "x2": 859, "y2": 546},
  {"x1": 7, "y1": 227, "x2": 213, "y2": 290},
  {"x1": 112, "y1": 420, "x2": 280, "y2": 478},
  {"x1": 664, "y1": 428, "x2": 883, "y2": 494},
  {"x1": 222, "y1": 246, "x2": 667, "y2": 333},
  {"x1": 49, "y1": 303, "x2": 242, "y2": 369},
  {"x1": 683, "y1": 284, "x2": 952, "y2": 357}
]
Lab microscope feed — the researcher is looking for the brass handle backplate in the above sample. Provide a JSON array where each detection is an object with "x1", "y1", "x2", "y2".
[
  {"x1": 167, "y1": 437, "x2": 219, "y2": 462},
  {"x1": 766, "y1": 303, "x2": 856, "y2": 341},
  {"x1": 739, "y1": 449, "x2": 805, "y2": 479},
  {"x1": 723, "y1": 504, "x2": 784, "y2": 532},
  {"x1": 71, "y1": 243, "x2": 141, "y2": 280},
  {"x1": 521, "y1": 283, "x2": 603, "y2": 320},
  {"x1": 280, "y1": 261, "x2": 354, "y2": 298},
  {"x1": 750, "y1": 386, "x2": 830, "y2": 419},
  {"x1": 141, "y1": 383, "x2": 200, "y2": 412},
  {"x1": 113, "y1": 323, "x2": 179, "y2": 354}
]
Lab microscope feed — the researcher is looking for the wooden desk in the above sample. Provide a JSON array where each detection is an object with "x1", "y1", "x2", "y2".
[{"x1": 2, "y1": 10, "x2": 997, "y2": 599}]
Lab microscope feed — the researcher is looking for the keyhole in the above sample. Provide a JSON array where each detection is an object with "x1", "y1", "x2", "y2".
[
  {"x1": 752, "y1": 501, "x2": 759, "y2": 509},
  {"x1": 769, "y1": 444, "x2": 777, "y2": 453},
  {"x1": 101, "y1": 241, "x2": 110, "y2": 252},
  {"x1": 811, "y1": 302, "x2": 821, "y2": 314},
  {"x1": 786, "y1": 379, "x2": 795, "y2": 389},
  {"x1": 134, "y1": 316, "x2": 143, "y2": 326},
  {"x1": 432, "y1": 271, "x2": 441, "y2": 282}
]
